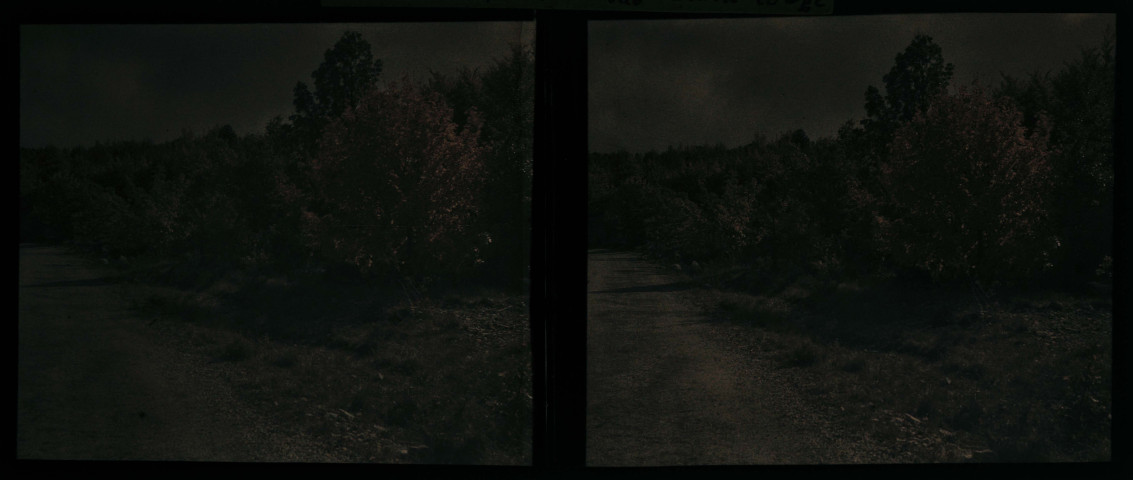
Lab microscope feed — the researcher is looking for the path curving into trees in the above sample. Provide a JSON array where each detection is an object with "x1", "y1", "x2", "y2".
[{"x1": 586, "y1": 249, "x2": 883, "y2": 465}]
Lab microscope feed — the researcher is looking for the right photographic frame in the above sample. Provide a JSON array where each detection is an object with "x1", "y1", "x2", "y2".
[{"x1": 586, "y1": 11, "x2": 1115, "y2": 466}]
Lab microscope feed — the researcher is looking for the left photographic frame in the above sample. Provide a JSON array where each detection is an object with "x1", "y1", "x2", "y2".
[{"x1": 19, "y1": 17, "x2": 536, "y2": 465}]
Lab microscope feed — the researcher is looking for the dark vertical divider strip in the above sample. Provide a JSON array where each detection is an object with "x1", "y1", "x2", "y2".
[
  {"x1": 531, "y1": 13, "x2": 549, "y2": 467},
  {"x1": 533, "y1": 9, "x2": 587, "y2": 469}
]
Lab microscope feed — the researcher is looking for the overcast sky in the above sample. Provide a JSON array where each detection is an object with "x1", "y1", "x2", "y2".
[
  {"x1": 589, "y1": 13, "x2": 1115, "y2": 153},
  {"x1": 20, "y1": 22, "x2": 534, "y2": 148}
]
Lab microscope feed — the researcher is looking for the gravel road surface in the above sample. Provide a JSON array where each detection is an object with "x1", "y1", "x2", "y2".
[
  {"x1": 586, "y1": 249, "x2": 881, "y2": 466},
  {"x1": 17, "y1": 244, "x2": 332, "y2": 462}
]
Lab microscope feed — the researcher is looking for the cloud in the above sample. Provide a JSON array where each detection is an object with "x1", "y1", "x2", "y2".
[
  {"x1": 589, "y1": 13, "x2": 1115, "y2": 153},
  {"x1": 20, "y1": 22, "x2": 534, "y2": 148}
]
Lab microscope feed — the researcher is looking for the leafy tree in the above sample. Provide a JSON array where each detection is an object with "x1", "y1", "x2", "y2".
[
  {"x1": 427, "y1": 68, "x2": 479, "y2": 131},
  {"x1": 863, "y1": 34, "x2": 955, "y2": 143},
  {"x1": 734, "y1": 135, "x2": 821, "y2": 275},
  {"x1": 796, "y1": 135, "x2": 876, "y2": 276},
  {"x1": 291, "y1": 31, "x2": 384, "y2": 155},
  {"x1": 851, "y1": 35, "x2": 956, "y2": 206},
  {"x1": 882, "y1": 84, "x2": 1055, "y2": 283},
  {"x1": 308, "y1": 80, "x2": 488, "y2": 281},
  {"x1": 20, "y1": 146, "x2": 64, "y2": 241},
  {"x1": 252, "y1": 31, "x2": 386, "y2": 268},
  {"x1": 428, "y1": 44, "x2": 534, "y2": 287},
  {"x1": 998, "y1": 32, "x2": 1114, "y2": 283},
  {"x1": 466, "y1": 44, "x2": 534, "y2": 286},
  {"x1": 822, "y1": 35, "x2": 955, "y2": 275}
]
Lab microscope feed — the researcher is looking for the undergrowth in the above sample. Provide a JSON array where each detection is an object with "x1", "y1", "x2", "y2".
[
  {"x1": 711, "y1": 273, "x2": 1112, "y2": 463},
  {"x1": 115, "y1": 255, "x2": 532, "y2": 464}
]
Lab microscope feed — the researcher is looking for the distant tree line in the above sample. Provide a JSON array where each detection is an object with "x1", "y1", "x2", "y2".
[
  {"x1": 20, "y1": 31, "x2": 534, "y2": 290},
  {"x1": 589, "y1": 33, "x2": 1114, "y2": 289}
]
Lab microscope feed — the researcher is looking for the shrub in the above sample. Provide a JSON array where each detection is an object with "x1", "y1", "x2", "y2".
[
  {"x1": 881, "y1": 85, "x2": 1056, "y2": 283},
  {"x1": 308, "y1": 80, "x2": 488, "y2": 281},
  {"x1": 998, "y1": 34, "x2": 1114, "y2": 283}
]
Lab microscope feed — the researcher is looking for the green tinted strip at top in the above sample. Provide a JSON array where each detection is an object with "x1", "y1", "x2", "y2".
[{"x1": 324, "y1": 0, "x2": 834, "y2": 15}]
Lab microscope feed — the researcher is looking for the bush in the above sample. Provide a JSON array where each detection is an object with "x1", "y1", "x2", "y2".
[
  {"x1": 881, "y1": 85, "x2": 1056, "y2": 283},
  {"x1": 999, "y1": 35, "x2": 1114, "y2": 284},
  {"x1": 307, "y1": 81, "x2": 488, "y2": 281}
]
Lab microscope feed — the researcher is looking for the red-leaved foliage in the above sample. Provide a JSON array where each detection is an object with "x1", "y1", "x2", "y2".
[
  {"x1": 308, "y1": 81, "x2": 488, "y2": 279},
  {"x1": 882, "y1": 85, "x2": 1056, "y2": 282}
]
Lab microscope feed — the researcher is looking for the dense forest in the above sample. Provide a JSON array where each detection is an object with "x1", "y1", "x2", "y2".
[
  {"x1": 20, "y1": 31, "x2": 534, "y2": 292},
  {"x1": 590, "y1": 33, "x2": 1114, "y2": 292}
]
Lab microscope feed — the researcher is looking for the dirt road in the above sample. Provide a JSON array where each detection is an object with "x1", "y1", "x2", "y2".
[
  {"x1": 17, "y1": 244, "x2": 328, "y2": 461},
  {"x1": 586, "y1": 249, "x2": 869, "y2": 466}
]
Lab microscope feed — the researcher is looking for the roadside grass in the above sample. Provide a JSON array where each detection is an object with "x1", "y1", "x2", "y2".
[
  {"x1": 711, "y1": 274, "x2": 1112, "y2": 463},
  {"x1": 113, "y1": 255, "x2": 532, "y2": 465}
]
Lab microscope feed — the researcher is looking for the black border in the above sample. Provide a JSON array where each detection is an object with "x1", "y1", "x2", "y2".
[{"x1": 534, "y1": 7, "x2": 588, "y2": 472}]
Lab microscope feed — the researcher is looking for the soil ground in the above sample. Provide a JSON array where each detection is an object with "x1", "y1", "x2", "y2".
[
  {"x1": 586, "y1": 249, "x2": 893, "y2": 465},
  {"x1": 18, "y1": 244, "x2": 335, "y2": 461}
]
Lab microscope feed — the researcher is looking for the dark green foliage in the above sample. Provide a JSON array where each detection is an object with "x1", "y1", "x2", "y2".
[
  {"x1": 589, "y1": 133, "x2": 865, "y2": 281},
  {"x1": 18, "y1": 127, "x2": 282, "y2": 261},
  {"x1": 881, "y1": 85, "x2": 1056, "y2": 283},
  {"x1": 863, "y1": 34, "x2": 955, "y2": 137},
  {"x1": 590, "y1": 32, "x2": 1110, "y2": 290},
  {"x1": 19, "y1": 31, "x2": 532, "y2": 293},
  {"x1": 426, "y1": 44, "x2": 535, "y2": 288},
  {"x1": 589, "y1": 145, "x2": 753, "y2": 263},
  {"x1": 270, "y1": 32, "x2": 389, "y2": 271},
  {"x1": 291, "y1": 31, "x2": 384, "y2": 155},
  {"x1": 308, "y1": 81, "x2": 488, "y2": 282},
  {"x1": 21, "y1": 147, "x2": 86, "y2": 242},
  {"x1": 997, "y1": 32, "x2": 1114, "y2": 285},
  {"x1": 854, "y1": 35, "x2": 956, "y2": 206}
]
